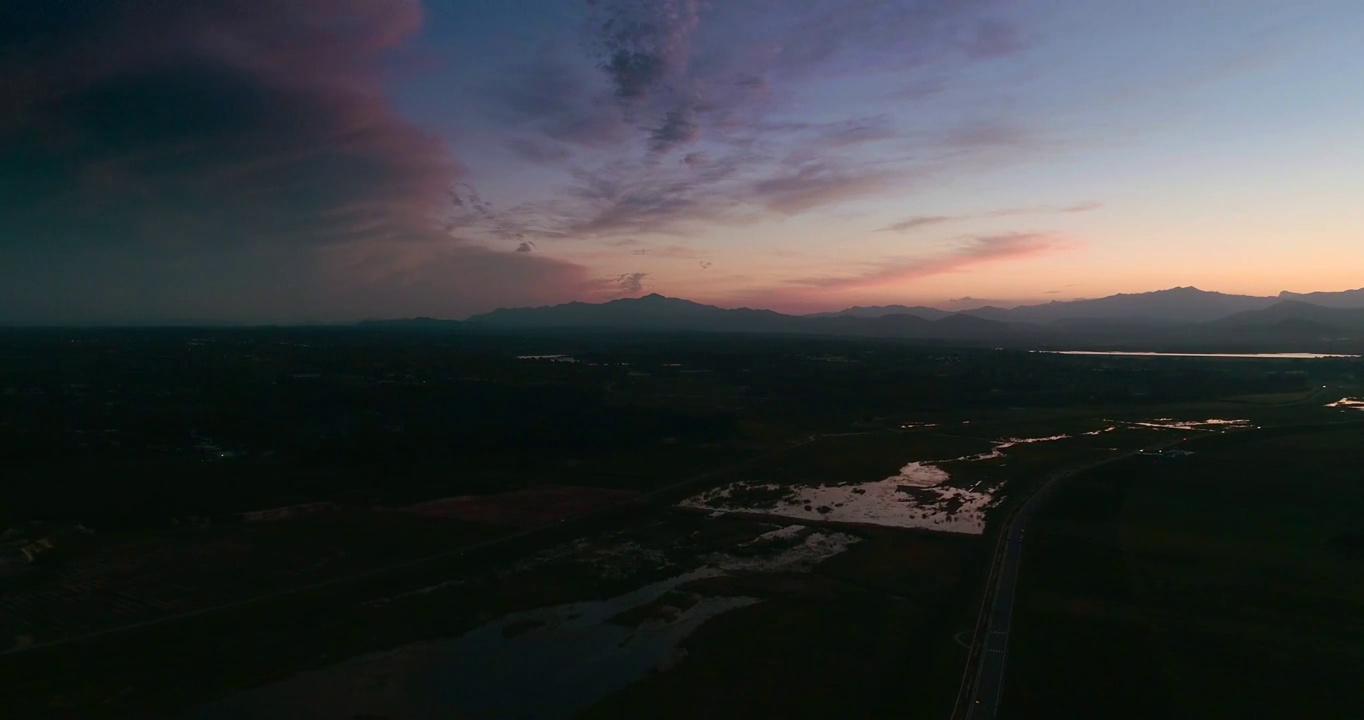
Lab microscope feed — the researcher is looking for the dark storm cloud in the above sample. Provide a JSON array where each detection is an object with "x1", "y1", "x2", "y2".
[
  {"x1": 0, "y1": 0, "x2": 456, "y2": 251},
  {"x1": 0, "y1": 0, "x2": 607, "y2": 321}
]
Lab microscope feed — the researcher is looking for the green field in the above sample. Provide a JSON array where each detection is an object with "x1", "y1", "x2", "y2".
[{"x1": 1005, "y1": 423, "x2": 1364, "y2": 719}]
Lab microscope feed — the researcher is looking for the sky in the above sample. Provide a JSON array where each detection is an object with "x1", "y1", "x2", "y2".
[{"x1": 1, "y1": 0, "x2": 1362, "y2": 323}]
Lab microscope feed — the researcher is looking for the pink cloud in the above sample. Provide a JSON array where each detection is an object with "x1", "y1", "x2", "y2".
[
  {"x1": 0, "y1": 0, "x2": 611, "y2": 321},
  {"x1": 792, "y1": 232, "x2": 1070, "y2": 292}
]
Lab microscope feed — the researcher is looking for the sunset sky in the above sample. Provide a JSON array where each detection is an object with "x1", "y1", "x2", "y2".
[{"x1": 2, "y1": 0, "x2": 1362, "y2": 322}]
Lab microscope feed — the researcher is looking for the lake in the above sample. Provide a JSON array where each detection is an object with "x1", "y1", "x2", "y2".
[
  {"x1": 1036, "y1": 351, "x2": 1358, "y2": 359},
  {"x1": 196, "y1": 570, "x2": 754, "y2": 720}
]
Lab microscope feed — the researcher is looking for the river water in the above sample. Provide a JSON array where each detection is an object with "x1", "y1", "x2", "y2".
[{"x1": 1037, "y1": 351, "x2": 1357, "y2": 359}]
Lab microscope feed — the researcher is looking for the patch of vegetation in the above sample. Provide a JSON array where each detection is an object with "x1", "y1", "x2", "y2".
[{"x1": 1006, "y1": 424, "x2": 1364, "y2": 719}]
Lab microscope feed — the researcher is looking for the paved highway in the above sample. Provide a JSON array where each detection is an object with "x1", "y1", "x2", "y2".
[
  {"x1": 951, "y1": 404, "x2": 1354, "y2": 719},
  {"x1": 954, "y1": 445, "x2": 1172, "y2": 720}
]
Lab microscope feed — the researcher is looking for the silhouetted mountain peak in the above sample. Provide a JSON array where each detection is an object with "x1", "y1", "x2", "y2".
[
  {"x1": 1277, "y1": 287, "x2": 1364, "y2": 308},
  {"x1": 1209, "y1": 300, "x2": 1364, "y2": 332},
  {"x1": 455, "y1": 285, "x2": 1364, "y2": 341},
  {"x1": 814, "y1": 304, "x2": 952, "y2": 321}
]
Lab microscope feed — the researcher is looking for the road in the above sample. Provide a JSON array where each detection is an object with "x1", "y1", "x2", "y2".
[
  {"x1": 951, "y1": 400, "x2": 1353, "y2": 719},
  {"x1": 952, "y1": 442, "x2": 1178, "y2": 720}
]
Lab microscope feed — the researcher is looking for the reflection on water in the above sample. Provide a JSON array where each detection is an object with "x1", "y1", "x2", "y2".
[
  {"x1": 1037, "y1": 350, "x2": 1357, "y2": 359},
  {"x1": 198, "y1": 570, "x2": 755, "y2": 720},
  {"x1": 197, "y1": 530, "x2": 862, "y2": 720},
  {"x1": 683, "y1": 462, "x2": 992, "y2": 534},
  {"x1": 1326, "y1": 397, "x2": 1364, "y2": 410},
  {"x1": 1125, "y1": 418, "x2": 1250, "y2": 430},
  {"x1": 682, "y1": 434, "x2": 1079, "y2": 535}
]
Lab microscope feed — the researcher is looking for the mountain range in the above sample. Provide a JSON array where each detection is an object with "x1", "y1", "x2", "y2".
[{"x1": 370, "y1": 287, "x2": 1364, "y2": 350}]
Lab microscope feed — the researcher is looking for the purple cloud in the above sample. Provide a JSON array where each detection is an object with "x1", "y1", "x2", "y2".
[
  {"x1": 505, "y1": 136, "x2": 573, "y2": 165},
  {"x1": 648, "y1": 106, "x2": 701, "y2": 155},
  {"x1": 485, "y1": 49, "x2": 630, "y2": 148},
  {"x1": 682, "y1": 151, "x2": 711, "y2": 168},
  {"x1": 458, "y1": 0, "x2": 1033, "y2": 244},
  {"x1": 590, "y1": 0, "x2": 701, "y2": 104},
  {"x1": 749, "y1": 162, "x2": 894, "y2": 214}
]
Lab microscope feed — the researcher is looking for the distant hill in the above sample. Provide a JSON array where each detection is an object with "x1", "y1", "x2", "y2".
[
  {"x1": 932, "y1": 312, "x2": 1014, "y2": 336},
  {"x1": 467, "y1": 294, "x2": 1017, "y2": 341},
  {"x1": 1278, "y1": 287, "x2": 1364, "y2": 309},
  {"x1": 470, "y1": 294, "x2": 799, "y2": 334},
  {"x1": 358, "y1": 316, "x2": 461, "y2": 328},
  {"x1": 824, "y1": 287, "x2": 1319, "y2": 325},
  {"x1": 810, "y1": 304, "x2": 952, "y2": 321},
  {"x1": 958, "y1": 306, "x2": 1018, "y2": 323},
  {"x1": 369, "y1": 287, "x2": 1364, "y2": 348},
  {"x1": 975, "y1": 287, "x2": 1278, "y2": 324},
  {"x1": 1208, "y1": 301, "x2": 1364, "y2": 332}
]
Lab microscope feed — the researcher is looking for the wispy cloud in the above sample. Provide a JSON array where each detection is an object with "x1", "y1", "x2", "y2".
[
  {"x1": 880, "y1": 202, "x2": 1102, "y2": 233},
  {"x1": 879, "y1": 215, "x2": 956, "y2": 233},
  {"x1": 626, "y1": 244, "x2": 701, "y2": 259},
  {"x1": 590, "y1": 0, "x2": 702, "y2": 104},
  {"x1": 648, "y1": 106, "x2": 701, "y2": 155},
  {"x1": 504, "y1": 136, "x2": 572, "y2": 165},
  {"x1": 615, "y1": 271, "x2": 650, "y2": 295},
  {"x1": 749, "y1": 162, "x2": 896, "y2": 215},
  {"x1": 1057, "y1": 201, "x2": 1103, "y2": 213},
  {"x1": 483, "y1": 49, "x2": 629, "y2": 149},
  {"x1": 463, "y1": 0, "x2": 1033, "y2": 244},
  {"x1": 794, "y1": 233, "x2": 1069, "y2": 291}
]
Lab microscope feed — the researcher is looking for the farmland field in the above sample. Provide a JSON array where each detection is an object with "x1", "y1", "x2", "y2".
[{"x1": 1005, "y1": 423, "x2": 1364, "y2": 719}]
